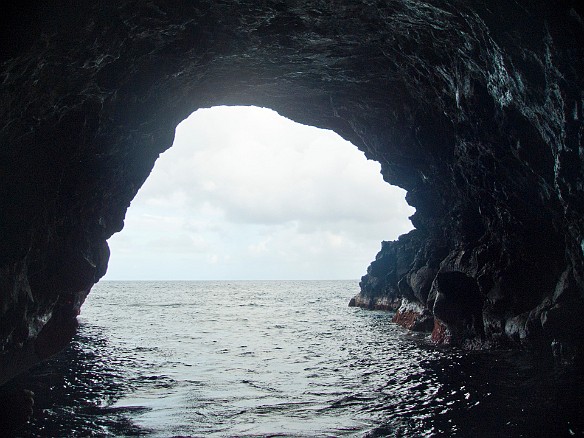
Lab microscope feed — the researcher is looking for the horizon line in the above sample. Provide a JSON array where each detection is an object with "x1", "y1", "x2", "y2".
[{"x1": 99, "y1": 278, "x2": 361, "y2": 282}]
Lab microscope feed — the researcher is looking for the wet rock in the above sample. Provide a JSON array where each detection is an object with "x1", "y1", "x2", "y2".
[
  {"x1": 504, "y1": 312, "x2": 530, "y2": 344},
  {"x1": 353, "y1": 230, "x2": 424, "y2": 311},
  {"x1": 392, "y1": 299, "x2": 434, "y2": 332},
  {"x1": 541, "y1": 302, "x2": 584, "y2": 338},
  {"x1": 348, "y1": 294, "x2": 400, "y2": 312},
  {"x1": 431, "y1": 319, "x2": 451, "y2": 345},
  {"x1": 430, "y1": 271, "x2": 483, "y2": 342}
]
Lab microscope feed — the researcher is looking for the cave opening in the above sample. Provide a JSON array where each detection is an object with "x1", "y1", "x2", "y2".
[
  {"x1": 1, "y1": 0, "x2": 583, "y2": 434},
  {"x1": 104, "y1": 105, "x2": 415, "y2": 281},
  {"x1": 57, "y1": 105, "x2": 422, "y2": 435}
]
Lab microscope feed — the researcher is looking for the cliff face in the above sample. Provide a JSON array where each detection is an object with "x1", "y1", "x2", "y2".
[{"x1": 0, "y1": 1, "x2": 583, "y2": 366}]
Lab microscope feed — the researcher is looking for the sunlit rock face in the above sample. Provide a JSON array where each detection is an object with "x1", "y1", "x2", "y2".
[{"x1": 0, "y1": 1, "x2": 583, "y2": 364}]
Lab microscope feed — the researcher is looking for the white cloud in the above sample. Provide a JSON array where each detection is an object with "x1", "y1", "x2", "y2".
[
  {"x1": 248, "y1": 237, "x2": 272, "y2": 256},
  {"x1": 105, "y1": 106, "x2": 414, "y2": 280}
]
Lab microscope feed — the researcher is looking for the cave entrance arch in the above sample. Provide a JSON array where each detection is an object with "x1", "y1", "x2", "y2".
[
  {"x1": 77, "y1": 104, "x2": 417, "y2": 435},
  {"x1": 1, "y1": 4, "x2": 583, "y2": 424},
  {"x1": 105, "y1": 105, "x2": 414, "y2": 281}
]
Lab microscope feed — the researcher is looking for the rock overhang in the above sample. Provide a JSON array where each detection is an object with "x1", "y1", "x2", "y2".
[{"x1": 0, "y1": 0, "x2": 583, "y2": 366}]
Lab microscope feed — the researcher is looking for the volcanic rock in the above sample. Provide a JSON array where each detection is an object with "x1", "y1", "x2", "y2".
[{"x1": 0, "y1": 0, "x2": 583, "y2": 378}]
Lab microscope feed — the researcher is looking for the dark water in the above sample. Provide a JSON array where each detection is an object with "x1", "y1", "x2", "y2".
[{"x1": 15, "y1": 281, "x2": 584, "y2": 437}]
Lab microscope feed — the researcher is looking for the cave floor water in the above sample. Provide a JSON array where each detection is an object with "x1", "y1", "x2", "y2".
[{"x1": 13, "y1": 280, "x2": 584, "y2": 437}]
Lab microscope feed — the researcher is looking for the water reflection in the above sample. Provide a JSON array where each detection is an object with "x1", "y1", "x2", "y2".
[
  {"x1": 15, "y1": 323, "x2": 148, "y2": 437},
  {"x1": 365, "y1": 345, "x2": 584, "y2": 437},
  {"x1": 7, "y1": 281, "x2": 584, "y2": 437}
]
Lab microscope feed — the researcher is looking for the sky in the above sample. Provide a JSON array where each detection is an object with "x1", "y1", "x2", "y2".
[{"x1": 104, "y1": 106, "x2": 414, "y2": 280}]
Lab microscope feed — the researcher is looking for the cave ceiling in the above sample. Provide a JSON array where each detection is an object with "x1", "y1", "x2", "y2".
[{"x1": 0, "y1": 0, "x2": 583, "y2": 357}]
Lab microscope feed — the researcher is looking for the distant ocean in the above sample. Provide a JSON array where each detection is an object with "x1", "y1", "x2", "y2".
[{"x1": 19, "y1": 281, "x2": 583, "y2": 437}]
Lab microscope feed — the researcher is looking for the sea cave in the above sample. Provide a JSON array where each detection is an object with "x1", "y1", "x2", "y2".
[{"x1": 1, "y1": 0, "x2": 583, "y2": 434}]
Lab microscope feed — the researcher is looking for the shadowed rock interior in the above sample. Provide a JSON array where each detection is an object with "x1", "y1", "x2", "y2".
[{"x1": 0, "y1": 0, "x2": 583, "y2": 378}]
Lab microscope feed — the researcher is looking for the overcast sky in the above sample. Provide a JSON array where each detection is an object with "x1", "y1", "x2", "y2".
[{"x1": 104, "y1": 106, "x2": 414, "y2": 280}]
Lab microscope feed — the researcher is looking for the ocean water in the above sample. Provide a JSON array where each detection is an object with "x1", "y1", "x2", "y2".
[{"x1": 18, "y1": 280, "x2": 584, "y2": 437}]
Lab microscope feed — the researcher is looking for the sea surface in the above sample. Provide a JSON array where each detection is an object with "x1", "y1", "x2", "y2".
[{"x1": 17, "y1": 280, "x2": 584, "y2": 437}]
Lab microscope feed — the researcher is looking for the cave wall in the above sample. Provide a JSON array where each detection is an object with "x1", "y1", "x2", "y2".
[{"x1": 0, "y1": 0, "x2": 583, "y2": 367}]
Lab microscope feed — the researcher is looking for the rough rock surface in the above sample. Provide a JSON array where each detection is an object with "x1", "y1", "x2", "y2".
[{"x1": 1, "y1": 0, "x2": 583, "y2": 374}]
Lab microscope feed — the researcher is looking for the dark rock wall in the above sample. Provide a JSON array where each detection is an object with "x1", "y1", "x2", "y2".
[{"x1": 0, "y1": 1, "x2": 583, "y2": 367}]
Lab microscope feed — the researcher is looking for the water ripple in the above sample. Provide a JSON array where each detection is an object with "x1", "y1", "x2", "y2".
[{"x1": 13, "y1": 280, "x2": 584, "y2": 437}]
